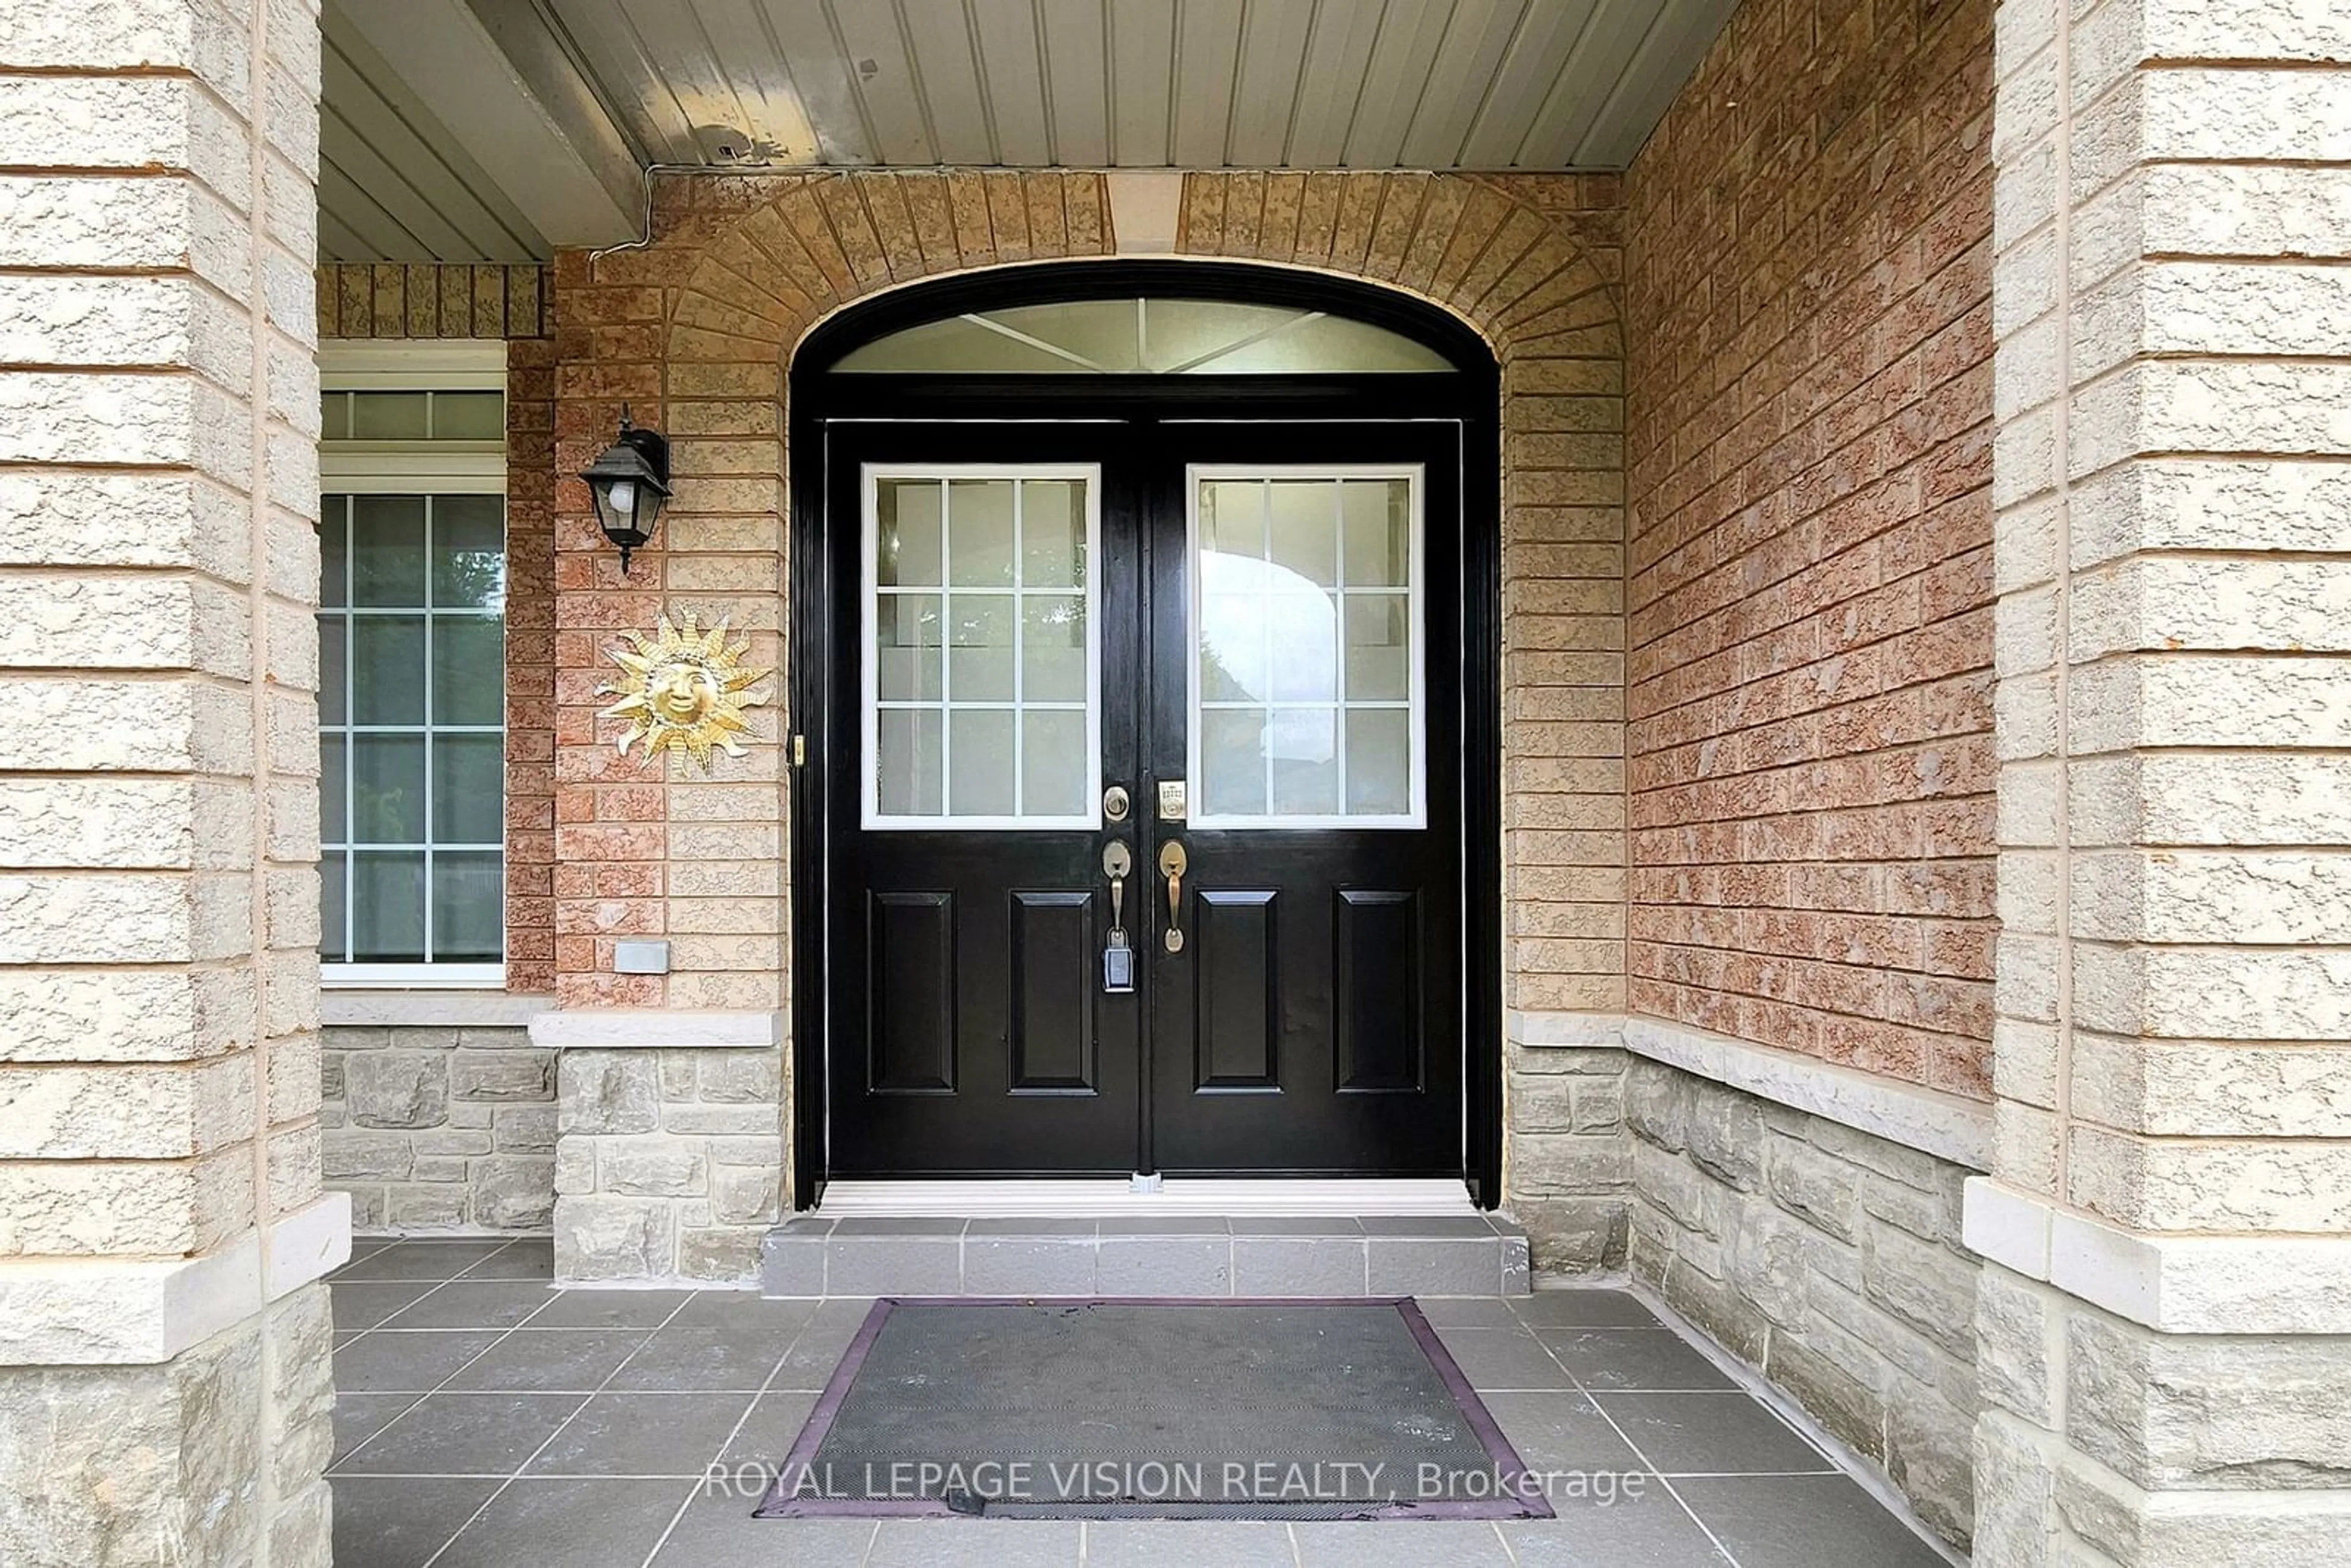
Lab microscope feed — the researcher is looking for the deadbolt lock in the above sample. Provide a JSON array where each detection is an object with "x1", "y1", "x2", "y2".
[{"x1": 1103, "y1": 784, "x2": 1130, "y2": 822}]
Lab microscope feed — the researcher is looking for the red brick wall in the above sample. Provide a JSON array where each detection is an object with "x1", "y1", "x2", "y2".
[
  {"x1": 1621, "y1": 0, "x2": 1997, "y2": 1097},
  {"x1": 548, "y1": 239, "x2": 694, "y2": 1011},
  {"x1": 505, "y1": 338, "x2": 558, "y2": 994}
]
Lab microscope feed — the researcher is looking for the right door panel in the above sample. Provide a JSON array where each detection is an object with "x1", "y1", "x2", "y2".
[{"x1": 1144, "y1": 424, "x2": 1466, "y2": 1176}]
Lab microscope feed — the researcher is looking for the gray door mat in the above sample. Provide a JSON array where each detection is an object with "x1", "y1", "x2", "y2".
[{"x1": 754, "y1": 1297, "x2": 1553, "y2": 1521}]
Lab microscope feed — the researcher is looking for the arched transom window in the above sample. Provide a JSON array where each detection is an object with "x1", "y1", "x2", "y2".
[{"x1": 831, "y1": 296, "x2": 1454, "y2": 375}]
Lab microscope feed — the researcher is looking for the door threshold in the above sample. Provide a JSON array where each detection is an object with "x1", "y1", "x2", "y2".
[{"x1": 817, "y1": 1178, "x2": 1478, "y2": 1217}]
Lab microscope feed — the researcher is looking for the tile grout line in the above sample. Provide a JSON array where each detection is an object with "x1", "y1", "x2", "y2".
[
  {"x1": 328, "y1": 1242, "x2": 490, "y2": 1457},
  {"x1": 1509, "y1": 1299, "x2": 1744, "y2": 1568},
  {"x1": 1651, "y1": 1469, "x2": 1845, "y2": 1479},
  {"x1": 763, "y1": 1300, "x2": 849, "y2": 1394},
  {"x1": 331, "y1": 1239, "x2": 548, "y2": 1460},
  {"x1": 632, "y1": 1297, "x2": 829, "y2": 1568},
  {"x1": 412, "y1": 1283, "x2": 700, "y2": 1568},
  {"x1": 320, "y1": 1471, "x2": 798, "y2": 1482},
  {"x1": 331, "y1": 1242, "x2": 572, "y2": 1557},
  {"x1": 331, "y1": 1392, "x2": 426, "y2": 1466}
]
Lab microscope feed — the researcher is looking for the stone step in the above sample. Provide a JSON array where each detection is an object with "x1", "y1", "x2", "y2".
[{"x1": 759, "y1": 1214, "x2": 1531, "y2": 1298}]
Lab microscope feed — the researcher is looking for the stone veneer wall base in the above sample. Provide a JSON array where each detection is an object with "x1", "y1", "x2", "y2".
[
  {"x1": 1515, "y1": 1011, "x2": 1989, "y2": 1551},
  {"x1": 323, "y1": 1022, "x2": 558, "y2": 1232},
  {"x1": 1628, "y1": 1279, "x2": 1969, "y2": 1567},
  {"x1": 1625, "y1": 1053, "x2": 1982, "y2": 1550},
  {"x1": 536, "y1": 1011, "x2": 786, "y2": 1283},
  {"x1": 1973, "y1": 1266, "x2": 2351, "y2": 1567}
]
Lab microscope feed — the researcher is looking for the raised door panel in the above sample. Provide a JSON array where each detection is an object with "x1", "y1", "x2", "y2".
[
  {"x1": 1010, "y1": 890, "x2": 1097, "y2": 1092},
  {"x1": 867, "y1": 890, "x2": 956, "y2": 1092},
  {"x1": 1194, "y1": 889, "x2": 1278, "y2": 1090},
  {"x1": 1335, "y1": 888, "x2": 1422, "y2": 1092}
]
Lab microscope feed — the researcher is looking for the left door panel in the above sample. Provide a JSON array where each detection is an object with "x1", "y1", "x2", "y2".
[{"x1": 826, "y1": 427, "x2": 1141, "y2": 1175}]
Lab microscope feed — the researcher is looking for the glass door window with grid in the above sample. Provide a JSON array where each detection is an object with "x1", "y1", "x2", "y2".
[
  {"x1": 1191, "y1": 471, "x2": 1423, "y2": 828},
  {"x1": 864, "y1": 469, "x2": 1099, "y2": 828}
]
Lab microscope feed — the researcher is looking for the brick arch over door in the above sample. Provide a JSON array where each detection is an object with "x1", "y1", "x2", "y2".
[{"x1": 549, "y1": 168, "x2": 1627, "y2": 1015}]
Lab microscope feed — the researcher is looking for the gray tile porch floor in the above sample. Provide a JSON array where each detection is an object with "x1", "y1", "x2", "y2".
[{"x1": 327, "y1": 1237, "x2": 1959, "y2": 1568}]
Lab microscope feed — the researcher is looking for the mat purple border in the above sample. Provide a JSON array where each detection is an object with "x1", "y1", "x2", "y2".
[{"x1": 753, "y1": 1296, "x2": 1556, "y2": 1521}]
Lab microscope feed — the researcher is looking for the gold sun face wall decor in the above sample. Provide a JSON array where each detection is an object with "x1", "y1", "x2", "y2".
[{"x1": 597, "y1": 610, "x2": 773, "y2": 770}]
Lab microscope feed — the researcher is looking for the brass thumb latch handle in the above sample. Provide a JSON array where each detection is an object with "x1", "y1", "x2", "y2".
[
  {"x1": 1102, "y1": 840, "x2": 1131, "y2": 933},
  {"x1": 1158, "y1": 840, "x2": 1187, "y2": 953}
]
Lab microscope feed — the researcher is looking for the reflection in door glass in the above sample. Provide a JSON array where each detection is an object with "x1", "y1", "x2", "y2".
[
  {"x1": 1022, "y1": 481, "x2": 1085, "y2": 585},
  {"x1": 869, "y1": 473, "x2": 1097, "y2": 827},
  {"x1": 1192, "y1": 472, "x2": 1420, "y2": 827},
  {"x1": 947, "y1": 480, "x2": 1014, "y2": 585}
]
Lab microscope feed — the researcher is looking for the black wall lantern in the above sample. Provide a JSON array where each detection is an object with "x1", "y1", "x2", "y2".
[{"x1": 580, "y1": 408, "x2": 672, "y2": 572}]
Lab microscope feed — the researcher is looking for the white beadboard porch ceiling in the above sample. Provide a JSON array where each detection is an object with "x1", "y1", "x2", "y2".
[
  {"x1": 318, "y1": 0, "x2": 1737, "y2": 261},
  {"x1": 321, "y1": 4, "x2": 553, "y2": 263},
  {"x1": 547, "y1": 0, "x2": 1734, "y2": 171}
]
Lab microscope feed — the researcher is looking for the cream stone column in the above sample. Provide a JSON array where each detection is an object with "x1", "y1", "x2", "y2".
[
  {"x1": 0, "y1": 2, "x2": 342, "y2": 1564},
  {"x1": 1975, "y1": 0, "x2": 2351, "y2": 1561}
]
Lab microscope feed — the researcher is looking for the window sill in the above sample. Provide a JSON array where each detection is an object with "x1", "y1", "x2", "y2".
[{"x1": 322, "y1": 989, "x2": 553, "y2": 1029}]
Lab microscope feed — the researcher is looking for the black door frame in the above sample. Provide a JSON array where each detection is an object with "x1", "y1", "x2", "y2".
[{"x1": 785, "y1": 260, "x2": 1504, "y2": 1208}]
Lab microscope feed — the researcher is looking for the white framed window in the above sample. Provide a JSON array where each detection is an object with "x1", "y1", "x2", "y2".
[
  {"x1": 1187, "y1": 465, "x2": 1427, "y2": 830},
  {"x1": 861, "y1": 464, "x2": 1103, "y2": 831},
  {"x1": 318, "y1": 342, "x2": 508, "y2": 986}
]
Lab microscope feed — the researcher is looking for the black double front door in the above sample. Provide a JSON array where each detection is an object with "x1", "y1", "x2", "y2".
[{"x1": 823, "y1": 418, "x2": 1463, "y2": 1179}]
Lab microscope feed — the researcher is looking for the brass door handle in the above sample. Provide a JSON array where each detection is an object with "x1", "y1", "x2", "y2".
[
  {"x1": 1101, "y1": 840, "x2": 1135, "y2": 992},
  {"x1": 1103, "y1": 841, "x2": 1131, "y2": 935},
  {"x1": 1158, "y1": 840, "x2": 1187, "y2": 953}
]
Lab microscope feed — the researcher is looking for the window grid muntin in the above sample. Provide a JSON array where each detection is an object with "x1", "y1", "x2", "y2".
[
  {"x1": 1188, "y1": 467, "x2": 1426, "y2": 830},
  {"x1": 864, "y1": 467, "x2": 1101, "y2": 830},
  {"x1": 318, "y1": 491, "x2": 508, "y2": 966}
]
